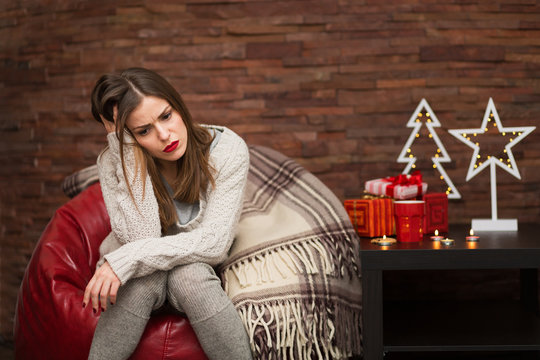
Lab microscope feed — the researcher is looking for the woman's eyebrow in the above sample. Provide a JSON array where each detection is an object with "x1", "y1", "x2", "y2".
[
  {"x1": 131, "y1": 123, "x2": 151, "y2": 131},
  {"x1": 130, "y1": 106, "x2": 171, "y2": 131},
  {"x1": 158, "y1": 105, "x2": 171, "y2": 119}
]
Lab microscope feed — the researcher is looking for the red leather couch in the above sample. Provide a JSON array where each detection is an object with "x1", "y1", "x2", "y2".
[{"x1": 14, "y1": 183, "x2": 208, "y2": 360}]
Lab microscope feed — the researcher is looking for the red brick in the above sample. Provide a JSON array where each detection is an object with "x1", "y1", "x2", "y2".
[
  {"x1": 188, "y1": 2, "x2": 338, "y2": 19},
  {"x1": 302, "y1": 77, "x2": 374, "y2": 91},
  {"x1": 195, "y1": 34, "x2": 285, "y2": 45},
  {"x1": 338, "y1": 89, "x2": 412, "y2": 109},
  {"x1": 227, "y1": 24, "x2": 300, "y2": 35},
  {"x1": 283, "y1": 55, "x2": 357, "y2": 66},
  {"x1": 172, "y1": 43, "x2": 246, "y2": 61},
  {"x1": 245, "y1": 41, "x2": 302, "y2": 59},
  {"x1": 227, "y1": 124, "x2": 273, "y2": 135},
  {"x1": 377, "y1": 78, "x2": 426, "y2": 89},
  {"x1": 420, "y1": 45, "x2": 506, "y2": 62},
  {"x1": 144, "y1": 3, "x2": 186, "y2": 13}
]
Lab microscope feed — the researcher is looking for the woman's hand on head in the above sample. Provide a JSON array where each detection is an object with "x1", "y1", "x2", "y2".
[
  {"x1": 83, "y1": 260, "x2": 121, "y2": 312},
  {"x1": 101, "y1": 105, "x2": 118, "y2": 134}
]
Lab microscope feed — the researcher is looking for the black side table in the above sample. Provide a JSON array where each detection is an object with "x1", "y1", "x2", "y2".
[{"x1": 360, "y1": 224, "x2": 540, "y2": 360}]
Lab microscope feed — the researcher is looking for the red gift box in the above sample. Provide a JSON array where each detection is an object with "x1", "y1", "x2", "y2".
[
  {"x1": 344, "y1": 198, "x2": 395, "y2": 237},
  {"x1": 364, "y1": 172, "x2": 428, "y2": 200},
  {"x1": 422, "y1": 193, "x2": 448, "y2": 235}
]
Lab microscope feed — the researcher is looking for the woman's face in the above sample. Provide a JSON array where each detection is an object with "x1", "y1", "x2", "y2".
[{"x1": 126, "y1": 96, "x2": 188, "y2": 168}]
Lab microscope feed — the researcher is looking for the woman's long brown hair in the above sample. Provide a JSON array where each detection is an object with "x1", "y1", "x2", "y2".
[{"x1": 91, "y1": 68, "x2": 215, "y2": 233}]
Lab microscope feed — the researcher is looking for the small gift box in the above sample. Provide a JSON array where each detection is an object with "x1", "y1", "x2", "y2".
[
  {"x1": 344, "y1": 197, "x2": 395, "y2": 237},
  {"x1": 365, "y1": 172, "x2": 428, "y2": 200},
  {"x1": 422, "y1": 193, "x2": 448, "y2": 234}
]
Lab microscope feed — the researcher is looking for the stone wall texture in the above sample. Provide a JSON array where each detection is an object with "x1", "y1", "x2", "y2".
[{"x1": 2, "y1": 0, "x2": 540, "y2": 341}]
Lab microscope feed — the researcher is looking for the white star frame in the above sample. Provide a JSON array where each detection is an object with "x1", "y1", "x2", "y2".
[{"x1": 448, "y1": 98, "x2": 535, "y2": 231}]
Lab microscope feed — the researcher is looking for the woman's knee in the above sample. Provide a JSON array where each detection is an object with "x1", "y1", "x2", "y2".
[
  {"x1": 167, "y1": 263, "x2": 225, "y2": 309},
  {"x1": 116, "y1": 270, "x2": 168, "y2": 317},
  {"x1": 169, "y1": 262, "x2": 219, "y2": 287}
]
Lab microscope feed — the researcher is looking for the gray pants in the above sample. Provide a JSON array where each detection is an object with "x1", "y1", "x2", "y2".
[{"x1": 88, "y1": 262, "x2": 252, "y2": 360}]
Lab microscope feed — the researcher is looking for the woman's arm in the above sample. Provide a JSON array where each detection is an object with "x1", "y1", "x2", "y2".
[
  {"x1": 103, "y1": 129, "x2": 249, "y2": 285},
  {"x1": 85, "y1": 123, "x2": 161, "y2": 312},
  {"x1": 97, "y1": 132, "x2": 162, "y2": 244}
]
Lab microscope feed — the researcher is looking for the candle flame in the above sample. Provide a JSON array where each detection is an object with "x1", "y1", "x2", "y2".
[
  {"x1": 470, "y1": 229, "x2": 474, "y2": 236},
  {"x1": 383, "y1": 235, "x2": 386, "y2": 239},
  {"x1": 434, "y1": 229, "x2": 439, "y2": 236}
]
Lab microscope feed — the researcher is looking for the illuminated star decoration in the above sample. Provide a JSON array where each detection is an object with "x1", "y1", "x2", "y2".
[
  {"x1": 448, "y1": 98, "x2": 535, "y2": 182},
  {"x1": 448, "y1": 98, "x2": 535, "y2": 231},
  {"x1": 397, "y1": 98, "x2": 461, "y2": 199}
]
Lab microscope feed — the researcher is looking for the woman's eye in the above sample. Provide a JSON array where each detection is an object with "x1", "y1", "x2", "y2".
[
  {"x1": 162, "y1": 112, "x2": 172, "y2": 120},
  {"x1": 138, "y1": 128, "x2": 149, "y2": 136}
]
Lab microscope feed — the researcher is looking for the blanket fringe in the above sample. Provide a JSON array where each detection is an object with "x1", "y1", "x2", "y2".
[
  {"x1": 238, "y1": 299, "x2": 362, "y2": 360},
  {"x1": 223, "y1": 230, "x2": 360, "y2": 290},
  {"x1": 221, "y1": 228, "x2": 363, "y2": 359}
]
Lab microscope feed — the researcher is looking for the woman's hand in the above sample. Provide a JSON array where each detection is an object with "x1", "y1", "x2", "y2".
[
  {"x1": 101, "y1": 105, "x2": 118, "y2": 134},
  {"x1": 83, "y1": 261, "x2": 121, "y2": 312}
]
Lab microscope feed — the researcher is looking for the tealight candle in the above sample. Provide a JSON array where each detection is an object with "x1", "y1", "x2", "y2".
[
  {"x1": 430, "y1": 229, "x2": 444, "y2": 241},
  {"x1": 371, "y1": 235, "x2": 397, "y2": 246},
  {"x1": 467, "y1": 240, "x2": 478, "y2": 249},
  {"x1": 441, "y1": 238, "x2": 455, "y2": 246},
  {"x1": 466, "y1": 229, "x2": 480, "y2": 242}
]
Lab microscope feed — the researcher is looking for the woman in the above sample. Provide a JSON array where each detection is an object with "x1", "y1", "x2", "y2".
[{"x1": 82, "y1": 67, "x2": 252, "y2": 360}]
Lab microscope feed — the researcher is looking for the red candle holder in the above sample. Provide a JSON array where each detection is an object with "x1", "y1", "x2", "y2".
[{"x1": 394, "y1": 200, "x2": 425, "y2": 243}]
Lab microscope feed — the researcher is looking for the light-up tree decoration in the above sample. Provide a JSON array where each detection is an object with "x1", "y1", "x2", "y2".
[
  {"x1": 397, "y1": 99, "x2": 461, "y2": 199},
  {"x1": 448, "y1": 98, "x2": 535, "y2": 231}
]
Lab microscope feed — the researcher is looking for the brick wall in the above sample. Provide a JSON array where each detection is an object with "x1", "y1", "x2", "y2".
[{"x1": 1, "y1": 0, "x2": 540, "y2": 341}]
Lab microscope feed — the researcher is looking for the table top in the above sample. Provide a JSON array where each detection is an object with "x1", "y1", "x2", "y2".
[{"x1": 359, "y1": 223, "x2": 540, "y2": 270}]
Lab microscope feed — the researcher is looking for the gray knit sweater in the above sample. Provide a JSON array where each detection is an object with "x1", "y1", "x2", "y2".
[{"x1": 96, "y1": 125, "x2": 249, "y2": 285}]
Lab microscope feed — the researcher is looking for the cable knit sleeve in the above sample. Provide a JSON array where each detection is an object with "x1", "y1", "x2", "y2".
[
  {"x1": 103, "y1": 128, "x2": 249, "y2": 284},
  {"x1": 97, "y1": 132, "x2": 162, "y2": 245}
]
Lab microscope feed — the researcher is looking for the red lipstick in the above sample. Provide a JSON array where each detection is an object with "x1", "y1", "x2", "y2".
[{"x1": 163, "y1": 140, "x2": 179, "y2": 153}]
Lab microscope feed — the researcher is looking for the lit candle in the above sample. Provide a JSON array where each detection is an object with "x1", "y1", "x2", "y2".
[
  {"x1": 441, "y1": 238, "x2": 455, "y2": 246},
  {"x1": 430, "y1": 229, "x2": 444, "y2": 241},
  {"x1": 466, "y1": 229, "x2": 480, "y2": 242},
  {"x1": 380, "y1": 235, "x2": 391, "y2": 246},
  {"x1": 371, "y1": 234, "x2": 396, "y2": 246}
]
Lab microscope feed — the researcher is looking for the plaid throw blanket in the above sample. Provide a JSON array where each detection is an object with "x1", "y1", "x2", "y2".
[
  {"x1": 62, "y1": 145, "x2": 363, "y2": 359},
  {"x1": 63, "y1": 164, "x2": 99, "y2": 198},
  {"x1": 220, "y1": 146, "x2": 362, "y2": 359}
]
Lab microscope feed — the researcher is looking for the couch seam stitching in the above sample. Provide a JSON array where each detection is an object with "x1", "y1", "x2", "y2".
[{"x1": 162, "y1": 320, "x2": 172, "y2": 360}]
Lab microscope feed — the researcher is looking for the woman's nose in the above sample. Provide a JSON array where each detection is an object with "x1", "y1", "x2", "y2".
[{"x1": 155, "y1": 124, "x2": 169, "y2": 141}]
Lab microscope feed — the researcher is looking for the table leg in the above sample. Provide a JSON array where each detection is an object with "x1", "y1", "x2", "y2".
[
  {"x1": 362, "y1": 269, "x2": 384, "y2": 360},
  {"x1": 520, "y1": 268, "x2": 538, "y2": 313}
]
